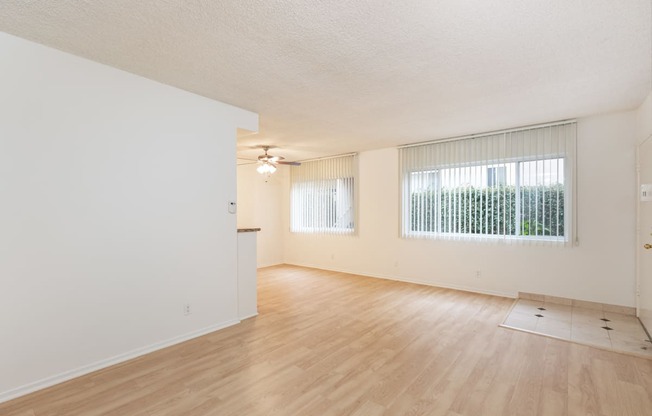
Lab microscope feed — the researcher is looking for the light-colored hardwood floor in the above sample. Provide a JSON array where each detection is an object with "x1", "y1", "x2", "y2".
[{"x1": 3, "y1": 265, "x2": 652, "y2": 415}]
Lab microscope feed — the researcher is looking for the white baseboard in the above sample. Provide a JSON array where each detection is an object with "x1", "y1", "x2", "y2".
[
  {"x1": 285, "y1": 262, "x2": 517, "y2": 299},
  {"x1": 239, "y1": 312, "x2": 259, "y2": 320},
  {"x1": 0, "y1": 319, "x2": 240, "y2": 405},
  {"x1": 257, "y1": 261, "x2": 283, "y2": 269}
]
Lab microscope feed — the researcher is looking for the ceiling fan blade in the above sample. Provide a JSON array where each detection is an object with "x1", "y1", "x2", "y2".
[
  {"x1": 251, "y1": 145, "x2": 297, "y2": 168},
  {"x1": 237, "y1": 157, "x2": 258, "y2": 166},
  {"x1": 258, "y1": 154, "x2": 283, "y2": 161}
]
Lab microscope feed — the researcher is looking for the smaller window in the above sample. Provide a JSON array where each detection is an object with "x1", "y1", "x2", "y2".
[{"x1": 290, "y1": 154, "x2": 357, "y2": 234}]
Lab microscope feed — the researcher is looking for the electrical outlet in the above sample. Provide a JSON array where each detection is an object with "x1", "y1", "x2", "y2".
[
  {"x1": 475, "y1": 270, "x2": 481, "y2": 279},
  {"x1": 184, "y1": 303, "x2": 191, "y2": 316}
]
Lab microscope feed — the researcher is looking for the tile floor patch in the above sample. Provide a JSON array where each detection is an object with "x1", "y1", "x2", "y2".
[{"x1": 502, "y1": 299, "x2": 652, "y2": 358}]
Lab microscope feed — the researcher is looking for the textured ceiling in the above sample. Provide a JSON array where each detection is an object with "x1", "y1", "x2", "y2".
[{"x1": 1, "y1": 1, "x2": 650, "y2": 162}]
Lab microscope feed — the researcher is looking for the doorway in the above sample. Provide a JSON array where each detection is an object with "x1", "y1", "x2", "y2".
[{"x1": 637, "y1": 135, "x2": 652, "y2": 333}]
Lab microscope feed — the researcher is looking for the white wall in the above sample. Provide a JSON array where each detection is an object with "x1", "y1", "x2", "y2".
[
  {"x1": 637, "y1": 91, "x2": 652, "y2": 143},
  {"x1": 0, "y1": 32, "x2": 257, "y2": 401},
  {"x1": 283, "y1": 110, "x2": 638, "y2": 307},
  {"x1": 236, "y1": 164, "x2": 287, "y2": 267}
]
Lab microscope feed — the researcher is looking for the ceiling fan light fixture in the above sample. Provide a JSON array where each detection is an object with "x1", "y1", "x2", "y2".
[
  {"x1": 253, "y1": 145, "x2": 299, "y2": 176},
  {"x1": 257, "y1": 161, "x2": 277, "y2": 175}
]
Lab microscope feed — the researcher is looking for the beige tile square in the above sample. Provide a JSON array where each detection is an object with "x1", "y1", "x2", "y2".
[
  {"x1": 571, "y1": 314, "x2": 610, "y2": 333},
  {"x1": 572, "y1": 299, "x2": 603, "y2": 312},
  {"x1": 541, "y1": 303, "x2": 572, "y2": 323},
  {"x1": 610, "y1": 338, "x2": 652, "y2": 356},
  {"x1": 512, "y1": 299, "x2": 544, "y2": 314},
  {"x1": 571, "y1": 307, "x2": 604, "y2": 328},
  {"x1": 503, "y1": 311, "x2": 538, "y2": 332},
  {"x1": 572, "y1": 307, "x2": 603, "y2": 318},
  {"x1": 544, "y1": 295, "x2": 572, "y2": 306},
  {"x1": 543, "y1": 316, "x2": 572, "y2": 328},
  {"x1": 610, "y1": 331, "x2": 648, "y2": 347},
  {"x1": 603, "y1": 311, "x2": 640, "y2": 326},
  {"x1": 570, "y1": 326, "x2": 612, "y2": 349},
  {"x1": 607, "y1": 321, "x2": 645, "y2": 337},
  {"x1": 571, "y1": 319, "x2": 610, "y2": 334},
  {"x1": 603, "y1": 319, "x2": 645, "y2": 342},
  {"x1": 536, "y1": 318, "x2": 571, "y2": 339},
  {"x1": 608, "y1": 321, "x2": 649, "y2": 342},
  {"x1": 519, "y1": 292, "x2": 544, "y2": 301},
  {"x1": 603, "y1": 304, "x2": 636, "y2": 316}
]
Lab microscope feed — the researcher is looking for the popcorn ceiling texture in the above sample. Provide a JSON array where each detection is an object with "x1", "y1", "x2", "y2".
[{"x1": 0, "y1": 0, "x2": 650, "y2": 160}]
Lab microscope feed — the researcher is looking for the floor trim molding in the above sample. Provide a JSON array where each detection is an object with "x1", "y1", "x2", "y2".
[{"x1": 285, "y1": 262, "x2": 516, "y2": 299}]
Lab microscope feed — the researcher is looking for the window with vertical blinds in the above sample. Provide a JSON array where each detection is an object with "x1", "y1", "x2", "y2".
[
  {"x1": 290, "y1": 154, "x2": 357, "y2": 234},
  {"x1": 399, "y1": 121, "x2": 577, "y2": 245}
]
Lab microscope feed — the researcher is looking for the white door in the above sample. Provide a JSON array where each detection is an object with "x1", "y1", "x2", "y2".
[{"x1": 638, "y1": 136, "x2": 652, "y2": 332}]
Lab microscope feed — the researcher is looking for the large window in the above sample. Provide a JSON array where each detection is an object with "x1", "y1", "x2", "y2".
[
  {"x1": 399, "y1": 122, "x2": 576, "y2": 245},
  {"x1": 290, "y1": 154, "x2": 357, "y2": 234}
]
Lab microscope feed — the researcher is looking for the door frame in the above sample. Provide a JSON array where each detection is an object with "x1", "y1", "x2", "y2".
[{"x1": 637, "y1": 134, "x2": 652, "y2": 318}]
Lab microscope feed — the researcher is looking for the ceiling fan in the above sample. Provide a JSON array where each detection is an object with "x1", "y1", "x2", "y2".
[{"x1": 255, "y1": 146, "x2": 300, "y2": 175}]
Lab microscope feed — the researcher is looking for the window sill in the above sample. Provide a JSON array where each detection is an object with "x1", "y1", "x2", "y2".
[
  {"x1": 291, "y1": 228, "x2": 355, "y2": 235},
  {"x1": 403, "y1": 232, "x2": 567, "y2": 244}
]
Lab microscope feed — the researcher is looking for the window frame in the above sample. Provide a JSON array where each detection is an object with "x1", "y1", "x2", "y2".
[
  {"x1": 399, "y1": 122, "x2": 577, "y2": 246},
  {"x1": 290, "y1": 177, "x2": 356, "y2": 234},
  {"x1": 403, "y1": 156, "x2": 569, "y2": 242},
  {"x1": 290, "y1": 154, "x2": 358, "y2": 235}
]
